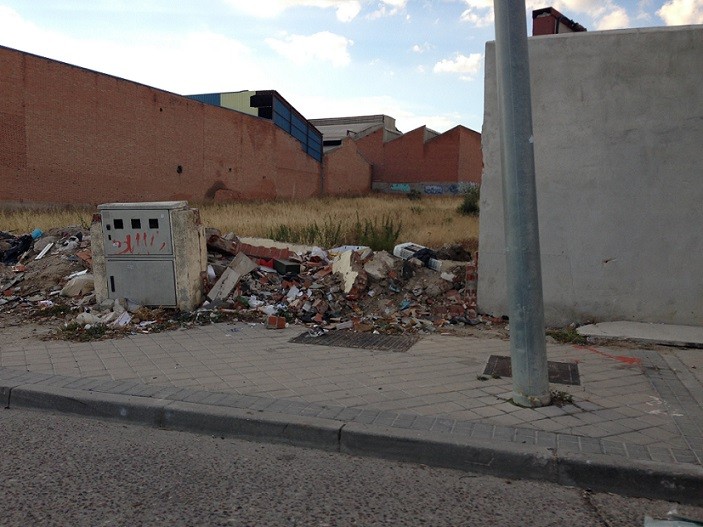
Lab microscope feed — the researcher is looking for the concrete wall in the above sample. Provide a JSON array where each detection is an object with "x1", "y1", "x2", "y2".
[
  {"x1": 478, "y1": 25, "x2": 703, "y2": 326},
  {"x1": 0, "y1": 46, "x2": 322, "y2": 206}
]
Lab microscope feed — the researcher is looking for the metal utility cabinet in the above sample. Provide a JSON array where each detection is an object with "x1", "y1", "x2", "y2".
[{"x1": 91, "y1": 201, "x2": 206, "y2": 310}]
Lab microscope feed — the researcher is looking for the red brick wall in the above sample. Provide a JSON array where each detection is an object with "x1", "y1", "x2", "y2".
[
  {"x1": 354, "y1": 129, "x2": 386, "y2": 181},
  {"x1": 383, "y1": 127, "x2": 430, "y2": 183},
  {"x1": 0, "y1": 46, "x2": 323, "y2": 206},
  {"x1": 322, "y1": 138, "x2": 372, "y2": 196},
  {"x1": 456, "y1": 126, "x2": 483, "y2": 184},
  {"x1": 352, "y1": 124, "x2": 482, "y2": 186}
]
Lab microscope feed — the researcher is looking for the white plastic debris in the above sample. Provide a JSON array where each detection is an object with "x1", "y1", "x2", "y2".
[
  {"x1": 111, "y1": 311, "x2": 132, "y2": 327},
  {"x1": 34, "y1": 242, "x2": 54, "y2": 260},
  {"x1": 286, "y1": 286, "x2": 300, "y2": 300}
]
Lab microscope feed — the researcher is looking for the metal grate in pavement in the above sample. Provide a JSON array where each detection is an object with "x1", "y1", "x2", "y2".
[
  {"x1": 290, "y1": 331, "x2": 420, "y2": 353},
  {"x1": 483, "y1": 355, "x2": 581, "y2": 385}
]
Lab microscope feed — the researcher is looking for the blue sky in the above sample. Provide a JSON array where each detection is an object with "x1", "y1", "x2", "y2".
[{"x1": 1, "y1": 1, "x2": 700, "y2": 133}]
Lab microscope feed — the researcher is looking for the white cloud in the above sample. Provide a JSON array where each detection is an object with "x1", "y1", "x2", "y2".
[
  {"x1": 460, "y1": 0, "x2": 632, "y2": 30},
  {"x1": 0, "y1": 6, "x2": 271, "y2": 94},
  {"x1": 335, "y1": 1, "x2": 363, "y2": 21},
  {"x1": 412, "y1": 42, "x2": 431, "y2": 53},
  {"x1": 460, "y1": 0, "x2": 494, "y2": 27},
  {"x1": 657, "y1": 0, "x2": 703, "y2": 24},
  {"x1": 433, "y1": 53, "x2": 483, "y2": 81},
  {"x1": 222, "y1": 0, "x2": 361, "y2": 22},
  {"x1": 291, "y1": 92, "x2": 461, "y2": 133},
  {"x1": 636, "y1": 0, "x2": 654, "y2": 22},
  {"x1": 545, "y1": 0, "x2": 631, "y2": 29},
  {"x1": 265, "y1": 31, "x2": 353, "y2": 68},
  {"x1": 0, "y1": 5, "x2": 68, "y2": 56},
  {"x1": 594, "y1": 6, "x2": 630, "y2": 28},
  {"x1": 368, "y1": 0, "x2": 408, "y2": 19}
]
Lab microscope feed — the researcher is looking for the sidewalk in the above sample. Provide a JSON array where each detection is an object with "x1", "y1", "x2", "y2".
[{"x1": 1, "y1": 322, "x2": 702, "y2": 505}]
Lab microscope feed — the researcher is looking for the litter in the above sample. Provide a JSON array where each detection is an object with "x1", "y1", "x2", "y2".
[{"x1": 34, "y1": 242, "x2": 54, "y2": 260}]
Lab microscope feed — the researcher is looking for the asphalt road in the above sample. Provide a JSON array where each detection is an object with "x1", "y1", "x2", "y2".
[{"x1": 1, "y1": 407, "x2": 701, "y2": 527}]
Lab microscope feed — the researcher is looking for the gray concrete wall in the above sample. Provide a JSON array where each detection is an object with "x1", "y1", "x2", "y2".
[{"x1": 478, "y1": 25, "x2": 703, "y2": 327}]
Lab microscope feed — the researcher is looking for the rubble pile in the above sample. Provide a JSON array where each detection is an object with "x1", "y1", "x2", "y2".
[
  {"x1": 1, "y1": 225, "x2": 500, "y2": 342},
  {"x1": 202, "y1": 232, "x2": 482, "y2": 335}
]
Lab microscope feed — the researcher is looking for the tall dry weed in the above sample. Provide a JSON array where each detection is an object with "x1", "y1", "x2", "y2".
[
  {"x1": 201, "y1": 195, "x2": 478, "y2": 248},
  {"x1": 1, "y1": 195, "x2": 479, "y2": 249},
  {"x1": 0, "y1": 206, "x2": 93, "y2": 234}
]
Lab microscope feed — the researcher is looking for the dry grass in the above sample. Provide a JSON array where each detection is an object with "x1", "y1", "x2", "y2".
[
  {"x1": 0, "y1": 206, "x2": 93, "y2": 234},
  {"x1": 1, "y1": 195, "x2": 479, "y2": 249},
  {"x1": 202, "y1": 195, "x2": 478, "y2": 248}
]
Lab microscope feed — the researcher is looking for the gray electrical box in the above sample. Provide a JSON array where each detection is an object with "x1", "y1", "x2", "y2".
[{"x1": 91, "y1": 201, "x2": 206, "y2": 310}]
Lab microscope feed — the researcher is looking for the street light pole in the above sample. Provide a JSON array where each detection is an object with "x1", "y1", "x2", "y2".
[{"x1": 492, "y1": 0, "x2": 551, "y2": 407}]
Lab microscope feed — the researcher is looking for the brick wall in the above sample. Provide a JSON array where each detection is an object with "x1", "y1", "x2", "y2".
[
  {"x1": 0, "y1": 46, "x2": 323, "y2": 206},
  {"x1": 353, "y1": 125, "x2": 482, "y2": 186},
  {"x1": 322, "y1": 138, "x2": 372, "y2": 196}
]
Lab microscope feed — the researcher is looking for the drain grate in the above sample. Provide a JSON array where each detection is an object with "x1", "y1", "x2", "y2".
[
  {"x1": 290, "y1": 331, "x2": 420, "y2": 353},
  {"x1": 483, "y1": 355, "x2": 581, "y2": 385}
]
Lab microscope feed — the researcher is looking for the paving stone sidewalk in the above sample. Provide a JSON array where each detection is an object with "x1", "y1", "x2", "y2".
[{"x1": 1, "y1": 322, "x2": 701, "y2": 468}]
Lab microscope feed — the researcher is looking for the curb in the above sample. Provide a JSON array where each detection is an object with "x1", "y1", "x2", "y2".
[
  {"x1": 4, "y1": 381, "x2": 703, "y2": 506},
  {"x1": 340, "y1": 423, "x2": 703, "y2": 506}
]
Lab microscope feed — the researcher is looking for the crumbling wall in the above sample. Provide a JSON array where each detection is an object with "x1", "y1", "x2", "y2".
[
  {"x1": 0, "y1": 45, "x2": 323, "y2": 205},
  {"x1": 322, "y1": 139, "x2": 372, "y2": 196},
  {"x1": 478, "y1": 26, "x2": 703, "y2": 326}
]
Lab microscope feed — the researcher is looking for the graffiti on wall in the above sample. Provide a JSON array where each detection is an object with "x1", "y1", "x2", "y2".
[
  {"x1": 390, "y1": 183, "x2": 412, "y2": 193},
  {"x1": 374, "y1": 181, "x2": 479, "y2": 195}
]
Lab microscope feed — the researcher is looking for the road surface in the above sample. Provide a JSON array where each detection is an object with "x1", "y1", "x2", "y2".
[{"x1": 1, "y1": 407, "x2": 701, "y2": 526}]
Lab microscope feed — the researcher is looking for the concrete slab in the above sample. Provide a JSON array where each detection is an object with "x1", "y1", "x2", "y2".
[
  {"x1": 239, "y1": 237, "x2": 316, "y2": 255},
  {"x1": 577, "y1": 321, "x2": 703, "y2": 348}
]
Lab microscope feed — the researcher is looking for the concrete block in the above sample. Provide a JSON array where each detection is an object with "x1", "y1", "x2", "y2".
[
  {"x1": 273, "y1": 259, "x2": 300, "y2": 275},
  {"x1": 207, "y1": 252, "x2": 256, "y2": 301},
  {"x1": 363, "y1": 251, "x2": 396, "y2": 280},
  {"x1": 162, "y1": 401, "x2": 342, "y2": 451}
]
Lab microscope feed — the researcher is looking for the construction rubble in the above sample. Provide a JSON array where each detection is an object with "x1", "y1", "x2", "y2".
[{"x1": 0, "y1": 226, "x2": 504, "y2": 342}]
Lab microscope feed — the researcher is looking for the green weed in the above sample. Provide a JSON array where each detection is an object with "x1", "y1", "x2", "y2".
[
  {"x1": 546, "y1": 327, "x2": 588, "y2": 345},
  {"x1": 457, "y1": 185, "x2": 480, "y2": 216},
  {"x1": 353, "y1": 213, "x2": 402, "y2": 252}
]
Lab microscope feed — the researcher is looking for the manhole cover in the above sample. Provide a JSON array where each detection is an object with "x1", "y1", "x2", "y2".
[
  {"x1": 290, "y1": 331, "x2": 420, "y2": 353},
  {"x1": 483, "y1": 355, "x2": 581, "y2": 385}
]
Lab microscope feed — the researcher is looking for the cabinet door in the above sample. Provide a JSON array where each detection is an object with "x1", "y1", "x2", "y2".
[
  {"x1": 105, "y1": 259, "x2": 177, "y2": 307},
  {"x1": 101, "y1": 209, "x2": 174, "y2": 256}
]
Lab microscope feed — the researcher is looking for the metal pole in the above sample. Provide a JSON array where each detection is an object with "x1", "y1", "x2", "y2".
[{"x1": 493, "y1": 0, "x2": 550, "y2": 407}]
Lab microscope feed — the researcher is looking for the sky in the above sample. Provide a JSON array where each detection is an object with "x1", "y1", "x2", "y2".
[{"x1": 1, "y1": 1, "x2": 701, "y2": 134}]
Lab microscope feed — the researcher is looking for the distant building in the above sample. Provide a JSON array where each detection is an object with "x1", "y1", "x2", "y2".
[
  {"x1": 310, "y1": 115, "x2": 402, "y2": 152},
  {"x1": 311, "y1": 115, "x2": 483, "y2": 195},
  {"x1": 532, "y1": 7, "x2": 587, "y2": 36}
]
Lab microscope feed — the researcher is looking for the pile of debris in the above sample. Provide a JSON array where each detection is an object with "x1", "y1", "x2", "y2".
[
  {"x1": 1, "y1": 225, "x2": 501, "y2": 342},
  {"x1": 203, "y1": 232, "x2": 481, "y2": 336}
]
